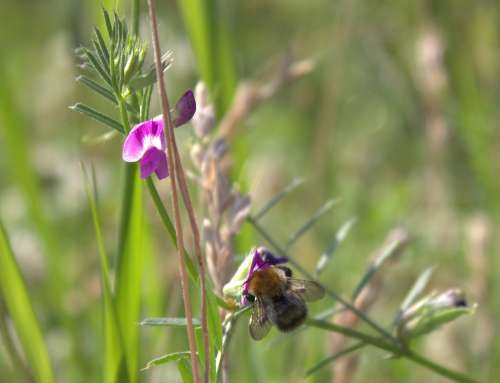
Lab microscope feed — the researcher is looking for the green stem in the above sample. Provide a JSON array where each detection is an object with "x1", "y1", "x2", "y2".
[
  {"x1": 405, "y1": 351, "x2": 480, "y2": 383},
  {"x1": 145, "y1": 178, "x2": 176, "y2": 244},
  {"x1": 115, "y1": 97, "x2": 135, "y2": 268},
  {"x1": 132, "y1": 0, "x2": 140, "y2": 36},
  {"x1": 306, "y1": 319, "x2": 480, "y2": 383}
]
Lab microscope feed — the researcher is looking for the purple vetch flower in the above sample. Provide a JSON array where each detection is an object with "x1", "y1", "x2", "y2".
[
  {"x1": 173, "y1": 89, "x2": 196, "y2": 127},
  {"x1": 122, "y1": 116, "x2": 169, "y2": 179},
  {"x1": 121, "y1": 89, "x2": 196, "y2": 180},
  {"x1": 241, "y1": 247, "x2": 288, "y2": 305}
]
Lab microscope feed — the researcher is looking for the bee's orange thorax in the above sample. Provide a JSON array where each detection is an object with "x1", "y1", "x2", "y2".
[{"x1": 248, "y1": 267, "x2": 285, "y2": 298}]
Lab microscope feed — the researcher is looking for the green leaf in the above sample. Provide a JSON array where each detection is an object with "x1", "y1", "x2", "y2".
[
  {"x1": 315, "y1": 217, "x2": 356, "y2": 275},
  {"x1": 352, "y1": 231, "x2": 408, "y2": 301},
  {"x1": 84, "y1": 48, "x2": 113, "y2": 86},
  {"x1": 207, "y1": 290, "x2": 223, "y2": 351},
  {"x1": 253, "y1": 178, "x2": 304, "y2": 221},
  {"x1": 76, "y1": 75, "x2": 116, "y2": 104},
  {"x1": 286, "y1": 199, "x2": 339, "y2": 250},
  {"x1": 128, "y1": 52, "x2": 173, "y2": 92},
  {"x1": 178, "y1": 0, "x2": 236, "y2": 115},
  {"x1": 177, "y1": 359, "x2": 194, "y2": 383},
  {"x1": 145, "y1": 179, "x2": 199, "y2": 283},
  {"x1": 140, "y1": 317, "x2": 201, "y2": 327},
  {"x1": 114, "y1": 166, "x2": 144, "y2": 383},
  {"x1": 0, "y1": 221, "x2": 55, "y2": 383},
  {"x1": 394, "y1": 267, "x2": 435, "y2": 326},
  {"x1": 94, "y1": 27, "x2": 110, "y2": 64},
  {"x1": 102, "y1": 8, "x2": 114, "y2": 39},
  {"x1": 70, "y1": 103, "x2": 124, "y2": 133},
  {"x1": 0, "y1": 68, "x2": 66, "y2": 309},
  {"x1": 305, "y1": 341, "x2": 365, "y2": 377},
  {"x1": 82, "y1": 164, "x2": 125, "y2": 383},
  {"x1": 141, "y1": 351, "x2": 192, "y2": 371}
]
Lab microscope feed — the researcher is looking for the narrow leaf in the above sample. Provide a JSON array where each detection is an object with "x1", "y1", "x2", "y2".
[
  {"x1": 140, "y1": 318, "x2": 201, "y2": 327},
  {"x1": 84, "y1": 48, "x2": 113, "y2": 86},
  {"x1": 0, "y1": 221, "x2": 55, "y2": 383},
  {"x1": 114, "y1": 167, "x2": 144, "y2": 383},
  {"x1": 177, "y1": 359, "x2": 194, "y2": 383},
  {"x1": 316, "y1": 217, "x2": 357, "y2": 275},
  {"x1": 94, "y1": 27, "x2": 110, "y2": 64},
  {"x1": 82, "y1": 164, "x2": 125, "y2": 383},
  {"x1": 145, "y1": 179, "x2": 199, "y2": 283},
  {"x1": 129, "y1": 52, "x2": 173, "y2": 91},
  {"x1": 76, "y1": 75, "x2": 116, "y2": 104},
  {"x1": 393, "y1": 267, "x2": 435, "y2": 326},
  {"x1": 102, "y1": 8, "x2": 113, "y2": 39},
  {"x1": 253, "y1": 178, "x2": 304, "y2": 221},
  {"x1": 286, "y1": 199, "x2": 339, "y2": 249},
  {"x1": 70, "y1": 103, "x2": 124, "y2": 133},
  {"x1": 305, "y1": 341, "x2": 365, "y2": 377},
  {"x1": 352, "y1": 232, "x2": 408, "y2": 301},
  {"x1": 141, "y1": 351, "x2": 191, "y2": 371}
]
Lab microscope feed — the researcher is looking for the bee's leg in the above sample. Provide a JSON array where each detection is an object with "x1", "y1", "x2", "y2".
[{"x1": 276, "y1": 266, "x2": 292, "y2": 277}]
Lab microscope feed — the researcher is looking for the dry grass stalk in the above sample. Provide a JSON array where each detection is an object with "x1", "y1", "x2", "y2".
[
  {"x1": 218, "y1": 57, "x2": 314, "y2": 140},
  {"x1": 146, "y1": 1, "x2": 202, "y2": 382}
]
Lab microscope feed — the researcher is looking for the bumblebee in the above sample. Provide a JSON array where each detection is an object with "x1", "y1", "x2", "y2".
[{"x1": 244, "y1": 265, "x2": 325, "y2": 340}]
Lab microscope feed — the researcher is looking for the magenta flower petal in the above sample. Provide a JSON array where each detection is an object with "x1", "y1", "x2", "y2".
[
  {"x1": 154, "y1": 151, "x2": 169, "y2": 179},
  {"x1": 173, "y1": 89, "x2": 196, "y2": 127},
  {"x1": 122, "y1": 119, "x2": 165, "y2": 162},
  {"x1": 139, "y1": 147, "x2": 169, "y2": 180}
]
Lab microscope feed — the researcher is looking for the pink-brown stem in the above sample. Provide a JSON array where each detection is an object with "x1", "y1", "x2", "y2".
[{"x1": 146, "y1": 1, "x2": 200, "y2": 382}]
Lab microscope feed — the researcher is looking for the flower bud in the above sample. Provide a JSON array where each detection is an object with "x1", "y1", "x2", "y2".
[{"x1": 396, "y1": 288, "x2": 476, "y2": 342}]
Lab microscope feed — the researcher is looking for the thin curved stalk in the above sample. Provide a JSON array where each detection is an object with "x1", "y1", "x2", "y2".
[{"x1": 146, "y1": 2, "x2": 200, "y2": 382}]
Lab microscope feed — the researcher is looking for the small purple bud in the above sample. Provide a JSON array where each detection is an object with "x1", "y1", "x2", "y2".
[{"x1": 173, "y1": 89, "x2": 196, "y2": 127}]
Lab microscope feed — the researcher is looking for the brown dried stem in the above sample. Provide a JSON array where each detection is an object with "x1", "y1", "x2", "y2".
[
  {"x1": 218, "y1": 57, "x2": 314, "y2": 140},
  {"x1": 172, "y1": 136, "x2": 211, "y2": 383},
  {"x1": 146, "y1": 1, "x2": 200, "y2": 382}
]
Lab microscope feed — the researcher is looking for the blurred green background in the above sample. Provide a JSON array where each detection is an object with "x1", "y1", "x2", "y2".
[{"x1": 0, "y1": 0, "x2": 498, "y2": 382}]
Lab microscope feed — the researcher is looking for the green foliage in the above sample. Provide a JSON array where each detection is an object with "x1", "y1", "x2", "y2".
[{"x1": 0, "y1": 221, "x2": 55, "y2": 383}]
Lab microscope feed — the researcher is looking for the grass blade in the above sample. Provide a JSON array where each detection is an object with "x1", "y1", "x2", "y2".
[
  {"x1": 305, "y1": 341, "x2": 365, "y2": 377},
  {"x1": 178, "y1": 0, "x2": 236, "y2": 115},
  {"x1": 0, "y1": 68, "x2": 66, "y2": 311},
  {"x1": 140, "y1": 318, "x2": 201, "y2": 327},
  {"x1": 114, "y1": 168, "x2": 144, "y2": 383},
  {"x1": 142, "y1": 351, "x2": 192, "y2": 371},
  {"x1": 178, "y1": 359, "x2": 194, "y2": 383},
  {"x1": 82, "y1": 165, "x2": 125, "y2": 383},
  {"x1": 0, "y1": 221, "x2": 55, "y2": 383},
  {"x1": 253, "y1": 178, "x2": 304, "y2": 221},
  {"x1": 315, "y1": 217, "x2": 357, "y2": 275},
  {"x1": 285, "y1": 199, "x2": 339, "y2": 250},
  {"x1": 70, "y1": 103, "x2": 124, "y2": 133}
]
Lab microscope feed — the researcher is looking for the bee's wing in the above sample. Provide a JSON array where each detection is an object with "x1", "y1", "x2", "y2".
[
  {"x1": 288, "y1": 279, "x2": 325, "y2": 302},
  {"x1": 249, "y1": 299, "x2": 272, "y2": 341}
]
